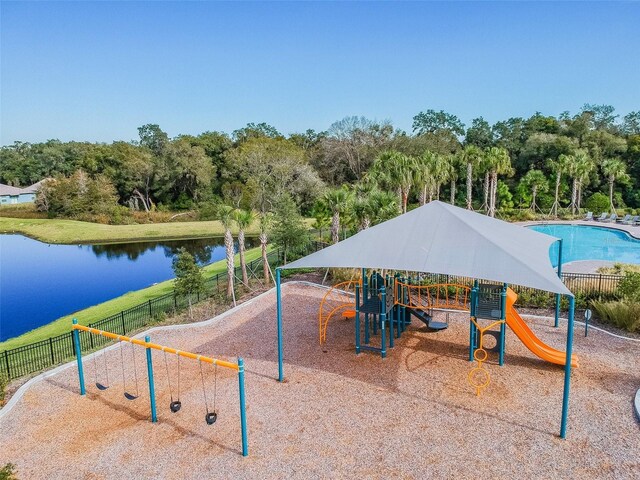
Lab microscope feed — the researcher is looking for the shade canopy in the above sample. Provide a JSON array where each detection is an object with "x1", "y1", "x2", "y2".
[{"x1": 283, "y1": 201, "x2": 572, "y2": 296}]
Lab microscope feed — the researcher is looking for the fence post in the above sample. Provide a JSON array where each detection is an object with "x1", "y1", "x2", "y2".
[
  {"x1": 148, "y1": 299, "x2": 152, "y2": 317},
  {"x1": 3, "y1": 350, "x2": 10, "y2": 380},
  {"x1": 121, "y1": 311, "x2": 126, "y2": 335},
  {"x1": 598, "y1": 274, "x2": 603, "y2": 294},
  {"x1": 49, "y1": 337, "x2": 55, "y2": 364}
]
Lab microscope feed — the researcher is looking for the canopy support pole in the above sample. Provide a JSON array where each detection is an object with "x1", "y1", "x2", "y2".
[
  {"x1": 276, "y1": 268, "x2": 284, "y2": 382},
  {"x1": 560, "y1": 295, "x2": 575, "y2": 438},
  {"x1": 554, "y1": 239, "x2": 564, "y2": 328},
  {"x1": 499, "y1": 284, "x2": 507, "y2": 366}
]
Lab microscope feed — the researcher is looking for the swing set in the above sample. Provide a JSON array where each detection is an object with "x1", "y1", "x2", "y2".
[{"x1": 71, "y1": 320, "x2": 248, "y2": 457}]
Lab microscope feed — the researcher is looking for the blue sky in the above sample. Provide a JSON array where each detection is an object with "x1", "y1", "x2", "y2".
[{"x1": 1, "y1": 1, "x2": 639, "y2": 144}]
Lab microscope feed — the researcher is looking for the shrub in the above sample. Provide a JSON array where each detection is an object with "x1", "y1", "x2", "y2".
[
  {"x1": 0, "y1": 463, "x2": 17, "y2": 480},
  {"x1": 0, "y1": 373, "x2": 7, "y2": 406},
  {"x1": 585, "y1": 192, "x2": 610, "y2": 213},
  {"x1": 591, "y1": 300, "x2": 640, "y2": 333},
  {"x1": 618, "y1": 271, "x2": 640, "y2": 302}
]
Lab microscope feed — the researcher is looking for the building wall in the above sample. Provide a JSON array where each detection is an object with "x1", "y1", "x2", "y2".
[{"x1": 0, "y1": 193, "x2": 35, "y2": 204}]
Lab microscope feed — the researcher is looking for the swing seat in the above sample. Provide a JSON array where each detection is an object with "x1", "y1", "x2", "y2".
[
  {"x1": 170, "y1": 400, "x2": 182, "y2": 412},
  {"x1": 205, "y1": 412, "x2": 217, "y2": 425},
  {"x1": 124, "y1": 392, "x2": 138, "y2": 401},
  {"x1": 343, "y1": 309, "x2": 356, "y2": 320},
  {"x1": 96, "y1": 382, "x2": 109, "y2": 391}
]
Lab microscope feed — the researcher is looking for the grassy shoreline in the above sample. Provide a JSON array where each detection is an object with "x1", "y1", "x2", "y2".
[
  {"x1": 0, "y1": 216, "x2": 262, "y2": 245},
  {"x1": 0, "y1": 246, "x2": 267, "y2": 352}
]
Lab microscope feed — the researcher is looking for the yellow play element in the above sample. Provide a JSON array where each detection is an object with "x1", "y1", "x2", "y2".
[
  {"x1": 467, "y1": 317, "x2": 505, "y2": 396},
  {"x1": 318, "y1": 280, "x2": 361, "y2": 344}
]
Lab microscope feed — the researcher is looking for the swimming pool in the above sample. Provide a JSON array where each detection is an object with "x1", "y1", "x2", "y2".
[{"x1": 528, "y1": 224, "x2": 640, "y2": 266}]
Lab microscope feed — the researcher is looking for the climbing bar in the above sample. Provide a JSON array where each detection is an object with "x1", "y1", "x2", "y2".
[
  {"x1": 318, "y1": 279, "x2": 361, "y2": 344},
  {"x1": 72, "y1": 324, "x2": 239, "y2": 371}
]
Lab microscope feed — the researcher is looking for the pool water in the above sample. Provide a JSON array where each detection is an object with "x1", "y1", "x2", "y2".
[{"x1": 528, "y1": 224, "x2": 640, "y2": 267}]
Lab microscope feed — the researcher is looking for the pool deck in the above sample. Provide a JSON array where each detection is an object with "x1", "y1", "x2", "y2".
[{"x1": 519, "y1": 219, "x2": 640, "y2": 240}]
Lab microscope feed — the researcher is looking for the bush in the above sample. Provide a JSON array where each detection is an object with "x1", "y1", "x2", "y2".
[
  {"x1": 585, "y1": 192, "x2": 610, "y2": 213},
  {"x1": 0, "y1": 464, "x2": 17, "y2": 480},
  {"x1": 618, "y1": 271, "x2": 640, "y2": 302},
  {"x1": 0, "y1": 373, "x2": 7, "y2": 406},
  {"x1": 591, "y1": 300, "x2": 640, "y2": 333}
]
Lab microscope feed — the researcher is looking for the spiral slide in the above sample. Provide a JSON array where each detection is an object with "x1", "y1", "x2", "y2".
[{"x1": 505, "y1": 289, "x2": 578, "y2": 368}]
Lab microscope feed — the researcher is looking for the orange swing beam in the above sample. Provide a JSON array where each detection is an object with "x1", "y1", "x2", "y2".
[{"x1": 71, "y1": 324, "x2": 239, "y2": 371}]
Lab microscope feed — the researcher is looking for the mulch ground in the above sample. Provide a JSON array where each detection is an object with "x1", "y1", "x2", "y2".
[{"x1": 1, "y1": 283, "x2": 638, "y2": 479}]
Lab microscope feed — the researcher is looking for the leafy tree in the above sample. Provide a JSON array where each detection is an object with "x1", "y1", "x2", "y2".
[
  {"x1": 464, "y1": 117, "x2": 494, "y2": 149},
  {"x1": 566, "y1": 149, "x2": 593, "y2": 214},
  {"x1": 581, "y1": 104, "x2": 618, "y2": 131},
  {"x1": 601, "y1": 158, "x2": 630, "y2": 213},
  {"x1": 621, "y1": 111, "x2": 640, "y2": 135},
  {"x1": 232, "y1": 122, "x2": 282, "y2": 144},
  {"x1": 458, "y1": 145, "x2": 484, "y2": 209},
  {"x1": 519, "y1": 169, "x2": 548, "y2": 211},
  {"x1": 310, "y1": 201, "x2": 331, "y2": 238},
  {"x1": 412, "y1": 109, "x2": 465, "y2": 137},
  {"x1": 370, "y1": 151, "x2": 415, "y2": 213},
  {"x1": 172, "y1": 248, "x2": 205, "y2": 317},
  {"x1": 584, "y1": 192, "x2": 610, "y2": 213},
  {"x1": 233, "y1": 209, "x2": 254, "y2": 286},
  {"x1": 259, "y1": 212, "x2": 271, "y2": 284},
  {"x1": 138, "y1": 124, "x2": 169, "y2": 156},
  {"x1": 225, "y1": 137, "x2": 324, "y2": 214},
  {"x1": 270, "y1": 194, "x2": 309, "y2": 264}
]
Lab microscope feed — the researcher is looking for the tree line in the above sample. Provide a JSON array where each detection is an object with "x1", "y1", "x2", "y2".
[{"x1": 0, "y1": 105, "x2": 638, "y2": 228}]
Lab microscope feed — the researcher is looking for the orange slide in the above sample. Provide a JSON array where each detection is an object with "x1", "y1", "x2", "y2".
[{"x1": 505, "y1": 289, "x2": 578, "y2": 368}]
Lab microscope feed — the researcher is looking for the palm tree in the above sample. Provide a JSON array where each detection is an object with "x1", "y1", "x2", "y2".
[
  {"x1": 216, "y1": 204, "x2": 236, "y2": 300},
  {"x1": 367, "y1": 189, "x2": 399, "y2": 225},
  {"x1": 547, "y1": 153, "x2": 572, "y2": 219},
  {"x1": 416, "y1": 151, "x2": 449, "y2": 204},
  {"x1": 459, "y1": 145, "x2": 484, "y2": 209},
  {"x1": 574, "y1": 152, "x2": 594, "y2": 212},
  {"x1": 233, "y1": 209, "x2": 254, "y2": 286},
  {"x1": 259, "y1": 212, "x2": 270, "y2": 284},
  {"x1": 520, "y1": 169, "x2": 548, "y2": 212},
  {"x1": 447, "y1": 153, "x2": 460, "y2": 205},
  {"x1": 601, "y1": 158, "x2": 630, "y2": 213},
  {"x1": 370, "y1": 151, "x2": 416, "y2": 213},
  {"x1": 323, "y1": 187, "x2": 351, "y2": 243},
  {"x1": 566, "y1": 149, "x2": 592, "y2": 215},
  {"x1": 485, "y1": 147, "x2": 512, "y2": 217}
]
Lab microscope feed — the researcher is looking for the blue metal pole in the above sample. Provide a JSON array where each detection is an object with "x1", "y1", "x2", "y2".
[
  {"x1": 72, "y1": 318, "x2": 85, "y2": 396},
  {"x1": 555, "y1": 239, "x2": 564, "y2": 328},
  {"x1": 276, "y1": 268, "x2": 284, "y2": 382},
  {"x1": 362, "y1": 269, "x2": 370, "y2": 344},
  {"x1": 469, "y1": 281, "x2": 478, "y2": 361},
  {"x1": 380, "y1": 286, "x2": 387, "y2": 358},
  {"x1": 499, "y1": 284, "x2": 507, "y2": 366},
  {"x1": 560, "y1": 295, "x2": 575, "y2": 439},
  {"x1": 355, "y1": 283, "x2": 361, "y2": 354},
  {"x1": 145, "y1": 335, "x2": 157, "y2": 423},
  {"x1": 237, "y1": 357, "x2": 248, "y2": 456}
]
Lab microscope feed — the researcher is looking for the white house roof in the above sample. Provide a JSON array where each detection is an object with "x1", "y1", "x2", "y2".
[
  {"x1": 0, "y1": 184, "x2": 27, "y2": 196},
  {"x1": 283, "y1": 201, "x2": 572, "y2": 296}
]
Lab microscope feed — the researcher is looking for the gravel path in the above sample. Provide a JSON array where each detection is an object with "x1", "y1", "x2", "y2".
[{"x1": 1, "y1": 283, "x2": 639, "y2": 479}]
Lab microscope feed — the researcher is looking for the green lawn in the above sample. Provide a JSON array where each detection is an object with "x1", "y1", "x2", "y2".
[
  {"x1": 0, "y1": 246, "x2": 267, "y2": 352},
  {"x1": 0, "y1": 216, "x2": 262, "y2": 244}
]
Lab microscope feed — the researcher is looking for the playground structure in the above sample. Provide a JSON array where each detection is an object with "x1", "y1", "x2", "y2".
[
  {"x1": 71, "y1": 320, "x2": 248, "y2": 457},
  {"x1": 318, "y1": 272, "x2": 576, "y2": 396}
]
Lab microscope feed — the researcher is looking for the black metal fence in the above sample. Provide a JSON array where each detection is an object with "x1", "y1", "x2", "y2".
[
  {"x1": 0, "y1": 242, "x2": 326, "y2": 381},
  {"x1": 0, "y1": 237, "x2": 623, "y2": 381}
]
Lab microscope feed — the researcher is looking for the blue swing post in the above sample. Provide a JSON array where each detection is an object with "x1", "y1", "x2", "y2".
[
  {"x1": 237, "y1": 357, "x2": 248, "y2": 456},
  {"x1": 145, "y1": 335, "x2": 157, "y2": 423},
  {"x1": 72, "y1": 318, "x2": 86, "y2": 396},
  {"x1": 499, "y1": 283, "x2": 507, "y2": 366},
  {"x1": 276, "y1": 268, "x2": 284, "y2": 382},
  {"x1": 362, "y1": 269, "x2": 370, "y2": 345},
  {"x1": 554, "y1": 239, "x2": 564, "y2": 328},
  {"x1": 560, "y1": 295, "x2": 575, "y2": 438}
]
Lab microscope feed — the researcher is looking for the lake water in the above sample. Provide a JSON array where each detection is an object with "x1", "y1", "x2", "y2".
[{"x1": 0, "y1": 235, "x2": 252, "y2": 342}]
